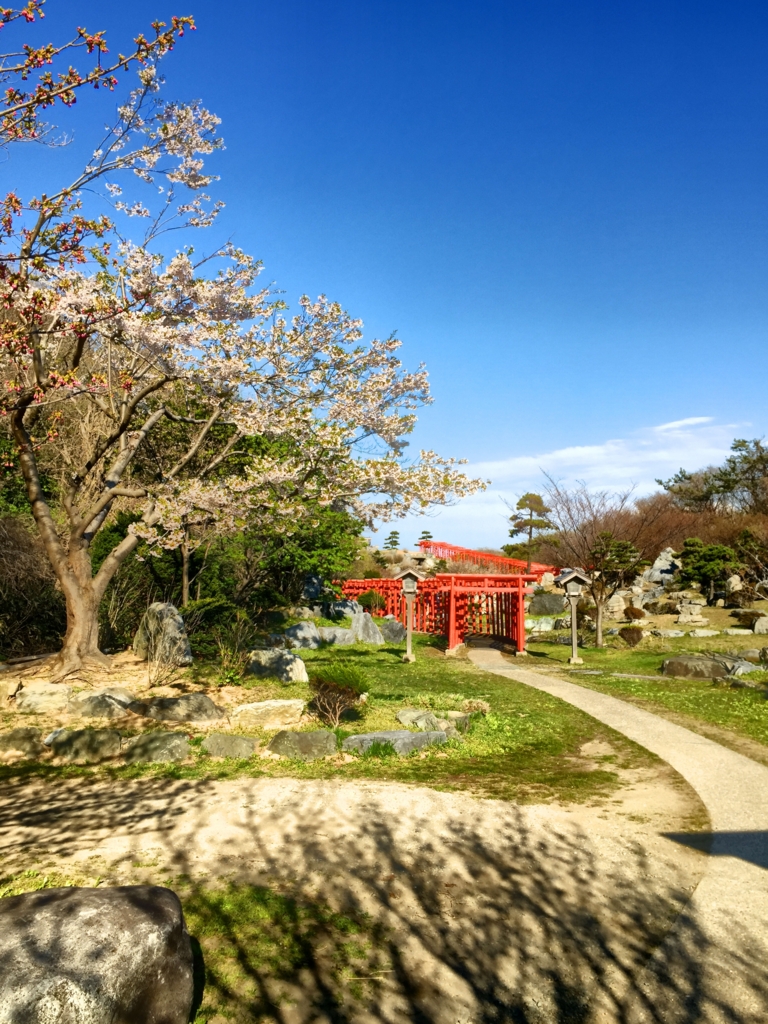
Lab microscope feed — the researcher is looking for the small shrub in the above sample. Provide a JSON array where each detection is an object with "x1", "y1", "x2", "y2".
[
  {"x1": 624, "y1": 605, "x2": 645, "y2": 620},
  {"x1": 618, "y1": 626, "x2": 644, "y2": 647},
  {"x1": 357, "y1": 589, "x2": 386, "y2": 613},
  {"x1": 735, "y1": 609, "x2": 763, "y2": 628},
  {"x1": 462, "y1": 698, "x2": 490, "y2": 715},
  {"x1": 309, "y1": 662, "x2": 369, "y2": 727}
]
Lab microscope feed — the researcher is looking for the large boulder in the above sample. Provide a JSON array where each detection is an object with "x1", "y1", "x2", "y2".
[
  {"x1": 641, "y1": 546, "x2": 681, "y2": 584},
  {"x1": 328, "y1": 599, "x2": 363, "y2": 618},
  {"x1": 0, "y1": 728, "x2": 45, "y2": 758},
  {"x1": 69, "y1": 687, "x2": 135, "y2": 719},
  {"x1": 202, "y1": 732, "x2": 259, "y2": 758},
  {"x1": 605, "y1": 594, "x2": 627, "y2": 620},
  {"x1": 123, "y1": 732, "x2": 190, "y2": 763},
  {"x1": 268, "y1": 729, "x2": 337, "y2": 760},
  {"x1": 248, "y1": 649, "x2": 309, "y2": 682},
  {"x1": 285, "y1": 621, "x2": 322, "y2": 649},
  {"x1": 47, "y1": 728, "x2": 122, "y2": 763},
  {"x1": 0, "y1": 885, "x2": 193, "y2": 1023},
  {"x1": 379, "y1": 619, "x2": 407, "y2": 643},
  {"x1": 126, "y1": 692, "x2": 223, "y2": 722},
  {"x1": 133, "y1": 602, "x2": 193, "y2": 666},
  {"x1": 342, "y1": 729, "x2": 447, "y2": 756},
  {"x1": 317, "y1": 626, "x2": 356, "y2": 645},
  {"x1": 15, "y1": 682, "x2": 71, "y2": 714},
  {"x1": 231, "y1": 699, "x2": 306, "y2": 731},
  {"x1": 528, "y1": 592, "x2": 567, "y2": 616},
  {"x1": 350, "y1": 612, "x2": 384, "y2": 645},
  {"x1": 753, "y1": 617, "x2": 768, "y2": 634},
  {"x1": 662, "y1": 654, "x2": 756, "y2": 680}
]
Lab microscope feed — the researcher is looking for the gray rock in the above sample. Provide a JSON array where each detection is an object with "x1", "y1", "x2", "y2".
[
  {"x1": 15, "y1": 681, "x2": 72, "y2": 713},
  {"x1": 554, "y1": 617, "x2": 572, "y2": 629},
  {"x1": 231, "y1": 699, "x2": 306, "y2": 730},
  {"x1": 267, "y1": 632, "x2": 288, "y2": 649},
  {"x1": 436, "y1": 710, "x2": 471, "y2": 732},
  {"x1": 350, "y1": 612, "x2": 384, "y2": 645},
  {"x1": 0, "y1": 678, "x2": 21, "y2": 702},
  {"x1": 290, "y1": 605, "x2": 319, "y2": 619},
  {"x1": 342, "y1": 729, "x2": 447, "y2": 756},
  {"x1": 651, "y1": 629, "x2": 686, "y2": 638},
  {"x1": 123, "y1": 732, "x2": 190, "y2": 763},
  {"x1": 126, "y1": 692, "x2": 223, "y2": 722},
  {"x1": 379, "y1": 619, "x2": 407, "y2": 643},
  {"x1": 69, "y1": 689, "x2": 135, "y2": 719},
  {"x1": 302, "y1": 574, "x2": 329, "y2": 602},
  {"x1": 525, "y1": 617, "x2": 555, "y2": 633},
  {"x1": 49, "y1": 728, "x2": 122, "y2": 763},
  {"x1": 605, "y1": 594, "x2": 627, "y2": 620},
  {"x1": 435, "y1": 718, "x2": 462, "y2": 740},
  {"x1": 753, "y1": 617, "x2": 768, "y2": 634},
  {"x1": 317, "y1": 626, "x2": 356, "y2": 645},
  {"x1": 202, "y1": 732, "x2": 258, "y2": 758},
  {"x1": 268, "y1": 729, "x2": 337, "y2": 760},
  {"x1": 688, "y1": 629, "x2": 720, "y2": 637},
  {"x1": 0, "y1": 727, "x2": 45, "y2": 758},
  {"x1": 736, "y1": 649, "x2": 762, "y2": 664},
  {"x1": 248, "y1": 649, "x2": 309, "y2": 682},
  {"x1": 642, "y1": 547, "x2": 682, "y2": 584},
  {"x1": 133, "y1": 602, "x2": 193, "y2": 666},
  {"x1": 662, "y1": 654, "x2": 756, "y2": 680},
  {"x1": 528, "y1": 592, "x2": 567, "y2": 616},
  {"x1": 723, "y1": 628, "x2": 754, "y2": 636},
  {"x1": 0, "y1": 885, "x2": 193, "y2": 1023},
  {"x1": 285, "y1": 620, "x2": 322, "y2": 649},
  {"x1": 396, "y1": 709, "x2": 440, "y2": 731},
  {"x1": 328, "y1": 599, "x2": 363, "y2": 618},
  {"x1": 725, "y1": 574, "x2": 743, "y2": 594}
]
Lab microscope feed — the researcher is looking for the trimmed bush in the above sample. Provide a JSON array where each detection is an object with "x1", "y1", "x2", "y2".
[
  {"x1": 309, "y1": 662, "x2": 369, "y2": 727},
  {"x1": 618, "y1": 626, "x2": 644, "y2": 647},
  {"x1": 357, "y1": 589, "x2": 386, "y2": 613},
  {"x1": 625, "y1": 605, "x2": 645, "y2": 620}
]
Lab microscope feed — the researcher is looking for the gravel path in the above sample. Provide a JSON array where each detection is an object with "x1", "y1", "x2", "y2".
[{"x1": 469, "y1": 648, "x2": 768, "y2": 1024}]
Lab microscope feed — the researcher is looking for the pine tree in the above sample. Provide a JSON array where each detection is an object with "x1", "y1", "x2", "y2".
[
  {"x1": 504, "y1": 493, "x2": 553, "y2": 571},
  {"x1": 384, "y1": 530, "x2": 401, "y2": 550}
]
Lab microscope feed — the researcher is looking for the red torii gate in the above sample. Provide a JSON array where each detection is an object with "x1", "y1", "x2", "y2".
[
  {"x1": 341, "y1": 572, "x2": 538, "y2": 654},
  {"x1": 417, "y1": 539, "x2": 557, "y2": 576}
]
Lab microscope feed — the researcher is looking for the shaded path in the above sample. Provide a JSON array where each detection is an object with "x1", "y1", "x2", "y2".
[{"x1": 469, "y1": 649, "x2": 768, "y2": 1023}]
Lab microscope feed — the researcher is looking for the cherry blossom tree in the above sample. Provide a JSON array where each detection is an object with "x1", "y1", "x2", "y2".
[{"x1": 0, "y1": 6, "x2": 484, "y2": 676}]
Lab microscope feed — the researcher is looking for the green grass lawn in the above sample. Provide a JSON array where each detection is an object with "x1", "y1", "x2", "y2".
[
  {"x1": 0, "y1": 635, "x2": 656, "y2": 803},
  {"x1": 522, "y1": 633, "x2": 768, "y2": 753}
]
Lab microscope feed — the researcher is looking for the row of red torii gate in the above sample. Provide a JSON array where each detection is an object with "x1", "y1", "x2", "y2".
[{"x1": 341, "y1": 540, "x2": 559, "y2": 655}]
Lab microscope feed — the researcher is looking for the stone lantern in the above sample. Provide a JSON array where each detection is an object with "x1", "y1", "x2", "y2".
[
  {"x1": 394, "y1": 569, "x2": 424, "y2": 663},
  {"x1": 555, "y1": 568, "x2": 591, "y2": 665}
]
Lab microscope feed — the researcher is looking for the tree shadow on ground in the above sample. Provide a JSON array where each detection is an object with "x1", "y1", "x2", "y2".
[{"x1": 0, "y1": 776, "x2": 766, "y2": 1023}]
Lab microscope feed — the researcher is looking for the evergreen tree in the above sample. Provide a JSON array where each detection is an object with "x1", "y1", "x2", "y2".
[
  {"x1": 504, "y1": 493, "x2": 554, "y2": 571},
  {"x1": 384, "y1": 530, "x2": 401, "y2": 550}
]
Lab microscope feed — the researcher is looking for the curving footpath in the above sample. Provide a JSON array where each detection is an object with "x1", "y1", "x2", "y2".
[{"x1": 468, "y1": 648, "x2": 768, "y2": 1024}]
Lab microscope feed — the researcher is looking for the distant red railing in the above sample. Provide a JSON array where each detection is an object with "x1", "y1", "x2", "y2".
[
  {"x1": 417, "y1": 540, "x2": 557, "y2": 577},
  {"x1": 342, "y1": 573, "x2": 537, "y2": 652}
]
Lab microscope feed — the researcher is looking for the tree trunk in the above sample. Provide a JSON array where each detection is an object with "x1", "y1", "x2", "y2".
[
  {"x1": 181, "y1": 539, "x2": 190, "y2": 607},
  {"x1": 595, "y1": 599, "x2": 604, "y2": 646}
]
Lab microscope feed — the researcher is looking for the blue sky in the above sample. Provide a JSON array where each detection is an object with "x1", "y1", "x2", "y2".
[{"x1": 9, "y1": 2, "x2": 768, "y2": 546}]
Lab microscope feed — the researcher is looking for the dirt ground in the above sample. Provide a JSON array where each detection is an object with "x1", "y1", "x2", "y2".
[{"x1": 0, "y1": 746, "x2": 709, "y2": 1024}]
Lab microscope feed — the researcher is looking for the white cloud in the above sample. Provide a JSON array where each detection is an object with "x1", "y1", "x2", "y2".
[{"x1": 374, "y1": 417, "x2": 744, "y2": 549}]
